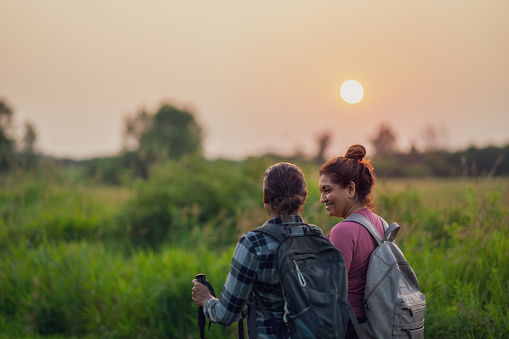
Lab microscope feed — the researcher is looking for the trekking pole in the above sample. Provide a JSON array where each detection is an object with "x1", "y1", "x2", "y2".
[{"x1": 195, "y1": 273, "x2": 215, "y2": 339}]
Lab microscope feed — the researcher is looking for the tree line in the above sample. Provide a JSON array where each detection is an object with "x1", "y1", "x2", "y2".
[
  {"x1": 0, "y1": 99, "x2": 37, "y2": 171},
  {"x1": 1, "y1": 97, "x2": 507, "y2": 181}
]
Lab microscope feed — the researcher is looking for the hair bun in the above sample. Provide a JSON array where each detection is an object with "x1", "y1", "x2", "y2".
[{"x1": 345, "y1": 144, "x2": 366, "y2": 161}]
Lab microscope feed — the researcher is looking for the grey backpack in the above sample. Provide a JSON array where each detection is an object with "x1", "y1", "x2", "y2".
[
  {"x1": 246, "y1": 223, "x2": 350, "y2": 339},
  {"x1": 344, "y1": 214, "x2": 426, "y2": 339}
]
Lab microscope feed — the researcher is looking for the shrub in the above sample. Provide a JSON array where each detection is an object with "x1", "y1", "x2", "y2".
[{"x1": 121, "y1": 155, "x2": 272, "y2": 249}]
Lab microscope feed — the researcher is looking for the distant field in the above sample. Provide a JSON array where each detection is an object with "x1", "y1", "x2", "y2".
[{"x1": 377, "y1": 176, "x2": 509, "y2": 208}]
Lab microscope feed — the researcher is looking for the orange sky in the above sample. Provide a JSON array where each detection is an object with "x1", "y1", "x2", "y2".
[{"x1": 1, "y1": 1, "x2": 508, "y2": 160}]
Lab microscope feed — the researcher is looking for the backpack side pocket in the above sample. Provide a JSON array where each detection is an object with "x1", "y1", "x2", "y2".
[{"x1": 393, "y1": 292, "x2": 426, "y2": 338}]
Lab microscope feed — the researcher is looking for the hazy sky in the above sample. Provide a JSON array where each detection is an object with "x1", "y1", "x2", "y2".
[{"x1": 1, "y1": 0, "x2": 508, "y2": 160}]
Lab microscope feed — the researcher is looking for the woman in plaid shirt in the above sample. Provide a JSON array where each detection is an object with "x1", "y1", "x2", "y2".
[{"x1": 192, "y1": 162, "x2": 317, "y2": 338}]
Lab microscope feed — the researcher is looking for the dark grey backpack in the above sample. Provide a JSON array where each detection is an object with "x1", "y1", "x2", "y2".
[
  {"x1": 344, "y1": 214, "x2": 426, "y2": 339},
  {"x1": 247, "y1": 223, "x2": 349, "y2": 339}
]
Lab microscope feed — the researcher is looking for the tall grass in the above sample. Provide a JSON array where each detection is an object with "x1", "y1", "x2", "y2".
[
  {"x1": 0, "y1": 240, "x2": 238, "y2": 338},
  {"x1": 374, "y1": 178, "x2": 509, "y2": 338},
  {"x1": 1, "y1": 164, "x2": 508, "y2": 338},
  {"x1": 0, "y1": 172, "x2": 131, "y2": 250},
  {"x1": 410, "y1": 187, "x2": 509, "y2": 338}
]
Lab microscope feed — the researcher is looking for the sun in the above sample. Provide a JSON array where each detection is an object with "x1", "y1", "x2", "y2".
[{"x1": 340, "y1": 80, "x2": 364, "y2": 104}]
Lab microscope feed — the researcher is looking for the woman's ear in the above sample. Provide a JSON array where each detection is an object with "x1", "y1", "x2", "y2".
[{"x1": 347, "y1": 181, "x2": 356, "y2": 199}]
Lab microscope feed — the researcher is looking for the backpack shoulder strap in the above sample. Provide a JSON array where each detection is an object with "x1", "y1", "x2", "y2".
[
  {"x1": 377, "y1": 215, "x2": 401, "y2": 243},
  {"x1": 253, "y1": 222, "x2": 322, "y2": 242},
  {"x1": 343, "y1": 213, "x2": 384, "y2": 245},
  {"x1": 347, "y1": 304, "x2": 363, "y2": 338},
  {"x1": 379, "y1": 216, "x2": 389, "y2": 231},
  {"x1": 245, "y1": 222, "x2": 305, "y2": 339},
  {"x1": 253, "y1": 223, "x2": 286, "y2": 243}
]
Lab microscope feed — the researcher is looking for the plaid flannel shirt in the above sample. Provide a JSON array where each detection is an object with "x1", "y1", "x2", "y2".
[{"x1": 204, "y1": 215, "x2": 317, "y2": 338}]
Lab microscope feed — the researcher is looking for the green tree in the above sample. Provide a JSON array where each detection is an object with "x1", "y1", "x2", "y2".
[
  {"x1": 0, "y1": 99, "x2": 15, "y2": 171},
  {"x1": 19, "y1": 121, "x2": 38, "y2": 169},
  {"x1": 139, "y1": 104, "x2": 202, "y2": 161},
  {"x1": 123, "y1": 109, "x2": 151, "y2": 152},
  {"x1": 123, "y1": 103, "x2": 203, "y2": 177},
  {"x1": 420, "y1": 123, "x2": 448, "y2": 151},
  {"x1": 314, "y1": 130, "x2": 332, "y2": 165},
  {"x1": 370, "y1": 123, "x2": 397, "y2": 156}
]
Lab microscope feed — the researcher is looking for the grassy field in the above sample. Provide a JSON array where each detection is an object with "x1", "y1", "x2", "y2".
[
  {"x1": 377, "y1": 176, "x2": 509, "y2": 207},
  {"x1": 1, "y1": 166, "x2": 508, "y2": 338}
]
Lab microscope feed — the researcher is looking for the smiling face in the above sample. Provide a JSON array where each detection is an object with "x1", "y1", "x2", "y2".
[{"x1": 319, "y1": 174, "x2": 355, "y2": 219}]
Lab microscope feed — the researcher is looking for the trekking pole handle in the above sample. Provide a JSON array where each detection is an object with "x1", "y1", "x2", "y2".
[
  {"x1": 195, "y1": 274, "x2": 207, "y2": 331},
  {"x1": 195, "y1": 273, "x2": 216, "y2": 339},
  {"x1": 196, "y1": 273, "x2": 216, "y2": 297}
]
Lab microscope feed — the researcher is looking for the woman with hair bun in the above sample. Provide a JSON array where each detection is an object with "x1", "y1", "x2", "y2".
[{"x1": 318, "y1": 144, "x2": 383, "y2": 338}]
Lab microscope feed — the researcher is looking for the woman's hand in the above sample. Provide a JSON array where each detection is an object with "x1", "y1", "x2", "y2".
[{"x1": 192, "y1": 279, "x2": 215, "y2": 307}]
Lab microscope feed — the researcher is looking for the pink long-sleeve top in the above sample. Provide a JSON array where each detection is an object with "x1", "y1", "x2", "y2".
[{"x1": 328, "y1": 208, "x2": 385, "y2": 318}]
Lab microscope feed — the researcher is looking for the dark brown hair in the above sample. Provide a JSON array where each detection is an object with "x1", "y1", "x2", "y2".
[
  {"x1": 319, "y1": 144, "x2": 376, "y2": 208},
  {"x1": 264, "y1": 162, "x2": 307, "y2": 216}
]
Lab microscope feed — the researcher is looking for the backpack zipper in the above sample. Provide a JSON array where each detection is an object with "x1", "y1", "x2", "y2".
[
  {"x1": 364, "y1": 261, "x2": 397, "y2": 310},
  {"x1": 402, "y1": 328, "x2": 413, "y2": 339},
  {"x1": 402, "y1": 307, "x2": 413, "y2": 316},
  {"x1": 401, "y1": 326, "x2": 424, "y2": 339},
  {"x1": 293, "y1": 260, "x2": 307, "y2": 287}
]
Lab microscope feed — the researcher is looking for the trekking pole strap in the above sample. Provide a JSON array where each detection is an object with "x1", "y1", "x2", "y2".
[{"x1": 238, "y1": 317, "x2": 244, "y2": 339}]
